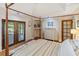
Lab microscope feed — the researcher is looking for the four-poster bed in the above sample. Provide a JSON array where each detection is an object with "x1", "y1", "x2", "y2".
[
  {"x1": 5, "y1": 3, "x2": 11, "y2": 56},
  {"x1": 5, "y1": 3, "x2": 41, "y2": 56},
  {"x1": 4, "y1": 3, "x2": 79, "y2": 56},
  {"x1": 5, "y1": 3, "x2": 15, "y2": 56}
]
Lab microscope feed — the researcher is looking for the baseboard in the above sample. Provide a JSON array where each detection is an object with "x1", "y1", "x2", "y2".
[
  {"x1": 34, "y1": 37, "x2": 41, "y2": 40},
  {"x1": 25, "y1": 39, "x2": 34, "y2": 43},
  {"x1": 45, "y1": 39, "x2": 53, "y2": 41},
  {"x1": 43, "y1": 39, "x2": 61, "y2": 43}
]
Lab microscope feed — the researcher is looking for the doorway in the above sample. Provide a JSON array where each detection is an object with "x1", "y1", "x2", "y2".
[
  {"x1": 2, "y1": 19, "x2": 26, "y2": 49},
  {"x1": 62, "y1": 20, "x2": 73, "y2": 42}
]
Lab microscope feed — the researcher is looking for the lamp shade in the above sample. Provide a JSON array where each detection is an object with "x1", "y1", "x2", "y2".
[
  {"x1": 76, "y1": 29, "x2": 79, "y2": 35},
  {"x1": 71, "y1": 29, "x2": 79, "y2": 35},
  {"x1": 71, "y1": 29, "x2": 76, "y2": 34}
]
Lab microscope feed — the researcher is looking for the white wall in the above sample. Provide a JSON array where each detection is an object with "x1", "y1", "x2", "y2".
[
  {"x1": 73, "y1": 15, "x2": 79, "y2": 39},
  {"x1": 41, "y1": 18, "x2": 60, "y2": 41},
  {"x1": 41, "y1": 16, "x2": 77, "y2": 42}
]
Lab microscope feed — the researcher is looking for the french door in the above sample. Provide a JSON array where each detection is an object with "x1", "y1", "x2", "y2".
[
  {"x1": 2, "y1": 20, "x2": 25, "y2": 49},
  {"x1": 62, "y1": 20, "x2": 73, "y2": 42}
]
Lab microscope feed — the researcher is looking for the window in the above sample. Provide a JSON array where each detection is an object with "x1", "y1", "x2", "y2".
[
  {"x1": 46, "y1": 18, "x2": 53, "y2": 28},
  {"x1": 48, "y1": 22, "x2": 53, "y2": 26}
]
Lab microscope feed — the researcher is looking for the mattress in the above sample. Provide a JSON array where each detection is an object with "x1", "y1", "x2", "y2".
[{"x1": 11, "y1": 39, "x2": 60, "y2": 56}]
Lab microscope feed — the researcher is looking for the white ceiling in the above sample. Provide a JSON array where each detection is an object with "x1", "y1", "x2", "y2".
[
  {"x1": 10, "y1": 3, "x2": 66, "y2": 18},
  {"x1": 1, "y1": 3, "x2": 79, "y2": 18}
]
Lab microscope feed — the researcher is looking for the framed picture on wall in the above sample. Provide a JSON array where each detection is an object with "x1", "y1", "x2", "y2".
[{"x1": 77, "y1": 20, "x2": 79, "y2": 27}]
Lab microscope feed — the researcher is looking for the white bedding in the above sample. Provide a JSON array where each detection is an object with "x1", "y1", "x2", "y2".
[
  {"x1": 58, "y1": 39, "x2": 79, "y2": 56},
  {"x1": 58, "y1": 39, "x2": 76, "y2": 56},
  {"x1": 11, "y1": 39, "x2": 60, "y2": 56},
  {"x1": 11, "y1": 39, "x2": 79, "y2": 56},
  {"x1": 72, "y1": 40, "x2": 79, "y2": 56},
  {"x1": 73, "y1": 40, "x2": 79, "y2": 48}
]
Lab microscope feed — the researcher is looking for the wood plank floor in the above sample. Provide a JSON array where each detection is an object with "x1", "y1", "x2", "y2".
[{"x1": 11, "y1": 39, "x2": 60, "y2": 56}]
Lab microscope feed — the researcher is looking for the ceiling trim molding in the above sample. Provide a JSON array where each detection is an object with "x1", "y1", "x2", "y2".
[
  {"x1": 41, "y1": 13, "x2": 79, "y2": 19},
  {"x1": 8, "y1": 3, "x2": 79, "y2": 19}
]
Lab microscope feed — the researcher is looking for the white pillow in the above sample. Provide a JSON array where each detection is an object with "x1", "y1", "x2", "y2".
[
  {"x1": 73, "y1": 40, "x2": 79, "y2": 48},
  {"x1": 69, "y1": 40, "x2": 76, "y2": 50},
  {"x1": 58, "y1": 39, "x2": 76, "y2": 56}
]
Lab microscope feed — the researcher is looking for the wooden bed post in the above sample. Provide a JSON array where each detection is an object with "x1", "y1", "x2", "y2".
[
  {"x1": 5, "y1": 3, "x2": 9, "y2": 56},
  {"x1": 5, "y1": 3, "x2": 14, "y2": 56}
]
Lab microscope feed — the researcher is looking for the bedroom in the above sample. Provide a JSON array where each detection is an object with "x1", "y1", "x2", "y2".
[{"x1": 0, "y1": 3, "x2": 79, "y2": 56}]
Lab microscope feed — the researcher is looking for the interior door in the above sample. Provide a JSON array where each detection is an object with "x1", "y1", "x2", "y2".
[{"x1": 62, "y1": 20, "x2": 73, "y2": 41}]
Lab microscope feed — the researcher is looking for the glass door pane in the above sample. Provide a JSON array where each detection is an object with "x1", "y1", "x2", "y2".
[
  {"x1": 2, "y1": 20, "x2": 25, "y2": 49},
  {"x1": 62, "y1": 20, "x2": 73, "y2": 41},
  {"x1": 18, "y1": 22, "x2": 25, "y2": 41},
  {"x1": 8, "y1": 22, "x2": 14, "y2": 45},
  {"x1": 4, "y1": 21, "x2": 14, "y2": 45}
]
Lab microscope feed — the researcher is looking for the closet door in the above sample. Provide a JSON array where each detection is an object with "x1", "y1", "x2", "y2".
[{"x1": 18, "y1": 22, "x2": 25, "y2": 42}]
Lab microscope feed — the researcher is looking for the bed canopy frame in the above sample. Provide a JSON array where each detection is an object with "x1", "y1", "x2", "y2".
[
  {"x1": 5, "y1": 3, "x2": 41, "y2": 56},
  {"x1": 5, "y1": 3, "x2": 79, "y2": 56}
]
